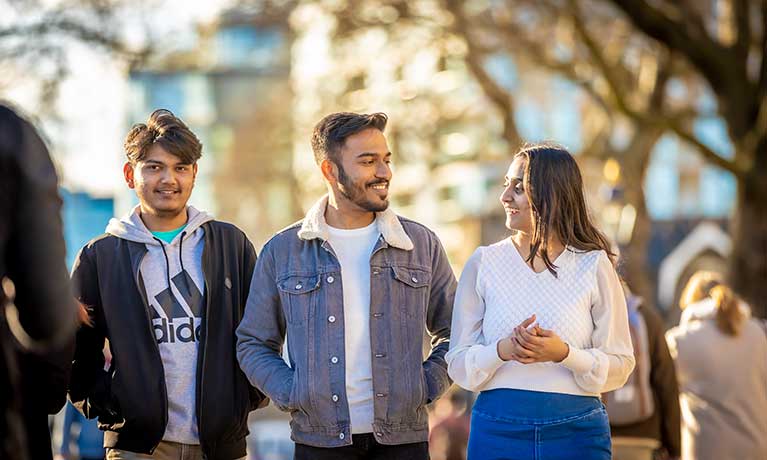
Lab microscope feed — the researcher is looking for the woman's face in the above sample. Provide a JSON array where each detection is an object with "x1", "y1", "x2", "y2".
[{"x1": 500, "y1": 156, "x2": 534, "y2": 233}]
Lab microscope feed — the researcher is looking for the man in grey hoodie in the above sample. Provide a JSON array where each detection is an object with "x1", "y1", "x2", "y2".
[{"x1": 69, "y1": 109, "x2": 264, "y2": 460}]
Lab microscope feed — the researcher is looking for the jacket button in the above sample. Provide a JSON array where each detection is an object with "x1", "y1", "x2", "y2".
[
  {"x1": 375, "y1": 353, "x2": 386, "y2": 358},
  {"x1": 331, "y1": 356, "x2": 339, "y2": 364},
  {"x1": 332, "y1": 394, "x2": 339, "y2": 402},
  {"x1": 375, "y1": 432, "x2": 383, "y2": 437},
  {"x1": 295, "y1": 283, "x2": 302, "y2": 290},
  {"x1": 372, "y1": 269, "x2": 380, "y2": 275},
  {"x1": 327, "y1": 275, "x2": 335, "y2": 283},
  {"x1": 373, "y1": 312, "x2": 383, "y2": 318},
  {"x1": 339, "y1": 433, "x2": 345, "y2": 440},
  {"x1": 411, "y1": 276, "x2": 418, "y2": 283},
  {"x1": 328, "y1": 315, "x2": 336, "y2": 323},
  {"x1": 376, "y1": 393, "x2": 385, "y2": 397}
]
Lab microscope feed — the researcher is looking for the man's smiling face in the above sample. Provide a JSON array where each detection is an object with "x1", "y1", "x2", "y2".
[
  {"x1": 332, "y1": 127, "x2": 393, "y2": 213},
  {"x1": 125, "y1": 144, "x2": 197, "y2": 219}
]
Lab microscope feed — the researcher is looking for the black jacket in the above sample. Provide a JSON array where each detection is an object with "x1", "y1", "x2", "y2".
[{"x1": 69, "y1": 221, "x2": 265, "y2": 460}]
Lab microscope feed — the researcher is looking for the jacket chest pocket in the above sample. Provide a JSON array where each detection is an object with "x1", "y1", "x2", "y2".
[
  {"x1": 391, "y1": 266, "x2": 431, "y2": 320},
  {"x1": 278, "y1": 274, "x2": 320, "y2": 325}
]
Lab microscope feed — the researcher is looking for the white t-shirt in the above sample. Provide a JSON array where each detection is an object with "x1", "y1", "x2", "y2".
[{"x1": 327, "y1": 220, "x2": 381, "y2": 434}]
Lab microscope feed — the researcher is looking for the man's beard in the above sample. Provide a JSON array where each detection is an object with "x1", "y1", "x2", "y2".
[{"x1": 337, "y1": 163, "x2": 389, "y2": 212}]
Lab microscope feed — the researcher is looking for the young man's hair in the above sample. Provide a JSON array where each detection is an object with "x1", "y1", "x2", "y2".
[
  {"x1": 310, "y1": 112, "x2": 388, "y2": 165},
  {"x1": 124, "y1": 109, "x2": 202, "y2": 164}
]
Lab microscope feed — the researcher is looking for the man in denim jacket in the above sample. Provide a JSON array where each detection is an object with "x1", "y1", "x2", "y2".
[{"x1": 237, "y1": 112, "x2": 456, "y2": 459}]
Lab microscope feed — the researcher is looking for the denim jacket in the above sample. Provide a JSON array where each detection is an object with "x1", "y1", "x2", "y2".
[{"x1": 236, "y1": 196, "x2": 456, "y2": 448}]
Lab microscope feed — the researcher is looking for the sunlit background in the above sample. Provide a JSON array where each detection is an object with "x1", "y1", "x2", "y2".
[{"x1": 4, "y1": 1, "x2": 764, "y2": 459}]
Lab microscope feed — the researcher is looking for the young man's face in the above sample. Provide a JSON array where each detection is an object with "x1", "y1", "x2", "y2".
[
  {"x1": 331, "y1": 128, "x2": 392, "y2": 213},
  {"x1": 124, "y1": 144, "x2": 197, "y2": 219}
]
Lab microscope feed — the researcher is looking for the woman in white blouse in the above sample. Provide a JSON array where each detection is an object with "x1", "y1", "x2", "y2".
[{"x1": 446, "y1": 143, "x2": 635, "y2": 460}]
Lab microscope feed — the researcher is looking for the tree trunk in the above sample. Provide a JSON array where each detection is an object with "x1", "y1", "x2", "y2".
[
  {"x1": 621, "y1": 175, "x2": 653, "y2": 301},
  {"x1": 618, "y1": 125, "x2": 663, "y2": 304},
  {"x1": 728, "y1": 137, "x2": 767, "y2": 319}
]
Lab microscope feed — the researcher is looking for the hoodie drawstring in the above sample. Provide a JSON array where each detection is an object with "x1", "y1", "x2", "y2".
[
  {"x1": 153, "y1": 237, "x2": 172, "y2": 289},
  {"x1": 178, "y1": 231, "x2": 186, "y2": 273},
  {"x1": 153, "y1": 231, "x2": 188, "y2": 289}
]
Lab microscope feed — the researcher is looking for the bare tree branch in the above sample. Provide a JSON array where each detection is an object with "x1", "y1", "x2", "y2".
[
  {"x1": 759, "y1": 1, "x2": 767, "y2": 95},
  {"x1": 490, "y1": 22, "x2": 614, "y2": 116},
  {"x1": 608, "y1": 0, "x2": 740, "y2": 95},
  {"x1": 647, "y1": 49, "x2": 672, "y2": 110},
  {"x1": 0, "y1": 17, "x2": 149, "y2": 62},
  {"x1": 445, "y1": 0, "x2": 522, "y2": 147},
  {"x1": 569, "y1": 0, "x2": 634, "y2": 115},
  {"x1": 676, "y1": 0, "x2": 709, "y2": 36},
  {"x1": 733, "y1": 0, "x2": 751, "y2": 62},
  {"x1": 665, "y1": 118, "x2": 742, "y2": 175}
]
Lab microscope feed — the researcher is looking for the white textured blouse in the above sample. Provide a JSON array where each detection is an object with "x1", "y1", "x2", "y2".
[{"x1": 446, "y1": 238, "x2": 635, "y2": 397}]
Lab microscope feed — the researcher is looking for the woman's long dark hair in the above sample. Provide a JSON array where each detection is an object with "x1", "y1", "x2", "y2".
[{"x1": 515, "y1": 142, "x2": 615, "y2": 276}]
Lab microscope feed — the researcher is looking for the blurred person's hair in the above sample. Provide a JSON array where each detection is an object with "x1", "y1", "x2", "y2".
[
  {"x1": 124, "y1": 109, "x2": 202, "y2": 165},
  {"x1": 514, "y1": 142, "x2": 615, "y2": 276},
  {"x1": 311, "y1": 112, "x2": 388, "y2": 166},
  {"x1": 680, "y1": 270, "x2": 745, "y2": 336}
]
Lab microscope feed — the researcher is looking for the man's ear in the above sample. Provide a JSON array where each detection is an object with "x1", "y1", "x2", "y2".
[
  {"x1": 123, "y1": 162, "x2": 136, "y2": 189},
  {"x1": 192, "y1": 162, "x2": 198, "y2": 179},
  {"x1": 320, "y1": 158, "x2": 339, "y2": 184}
]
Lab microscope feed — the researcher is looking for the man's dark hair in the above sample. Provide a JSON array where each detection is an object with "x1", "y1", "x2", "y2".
[
  {"x1": 311, "y1": 112, "x2": 388, "y2": 165},
  {"x1": 124, "y1": 109, "x2": 202, "y2": 165}
]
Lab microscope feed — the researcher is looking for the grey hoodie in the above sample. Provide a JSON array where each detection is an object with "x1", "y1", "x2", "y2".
[{"x1": 106, "y1": 205, "x2": 213, "y2": 445}]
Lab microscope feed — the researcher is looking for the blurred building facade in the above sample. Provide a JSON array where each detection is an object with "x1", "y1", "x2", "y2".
[{"x1": 61, "y1": 189, "x2": 115, "y2": 268}]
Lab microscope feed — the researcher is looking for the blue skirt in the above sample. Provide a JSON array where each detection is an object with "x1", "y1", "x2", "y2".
[{"x1": 467, "y1": 388, "x2": 611, "y2": 460}]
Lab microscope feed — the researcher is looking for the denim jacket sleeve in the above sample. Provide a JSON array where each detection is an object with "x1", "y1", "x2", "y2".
[
  {"x1": 236, "y1": 239, "x2": 295, "y2": 411},
  {"x1": 422, "y1": 233, "x2": 457, "y2": 402},
  {"x1": 238, "y1": 236, "x2": 269, "y2": 410}
]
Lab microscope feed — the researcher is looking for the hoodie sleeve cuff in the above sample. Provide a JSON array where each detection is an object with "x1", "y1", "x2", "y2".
[{"x1": 561, "y1": 344, "x2": 595, "y2": 375}]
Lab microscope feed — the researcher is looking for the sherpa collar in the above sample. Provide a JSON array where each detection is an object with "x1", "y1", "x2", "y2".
[{"x1": 297, "y1": 195, "x2": 414, "y2": 251}]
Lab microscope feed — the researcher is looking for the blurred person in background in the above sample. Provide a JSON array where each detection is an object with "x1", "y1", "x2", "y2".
[
  {"x1": 447, "y1": 143, "x2": 635, "y2": 460},
  {"x1": 69, "y1": 109, "x2": 265, "y2": 460},
  {"x1": 237, "y1": 112, "x2": 456, "y2": 460},
  {"x1": 666, "y1": 271, "x2": 767, "y2": 460},
  {"x1": 606, "y1": 282, "x2": 681, "y2": 460},
  {"x1": 0, "y1": 103, "x2": 78, "y2": 460},
  {"x1": 428, "y1": 387, "x2": 471, "y2": 460}
]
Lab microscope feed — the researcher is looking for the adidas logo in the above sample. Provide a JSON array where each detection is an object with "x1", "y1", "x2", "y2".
[
  {"x1": 153, "y1": 317, "x2": 202, "y2": 343},
  {"x1": 150, "y1": 270, "x2": 204, "y2": 345}
]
